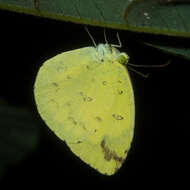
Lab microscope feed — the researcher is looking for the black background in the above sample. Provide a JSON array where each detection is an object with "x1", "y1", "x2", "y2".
[{"x1": 0, "y1": 8, "x2": 190, "y2": 188}]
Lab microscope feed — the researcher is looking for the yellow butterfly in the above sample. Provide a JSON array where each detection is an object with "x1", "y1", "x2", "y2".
[{"x1": 34, "y1": 28, "x2": 135, "y2": 175}]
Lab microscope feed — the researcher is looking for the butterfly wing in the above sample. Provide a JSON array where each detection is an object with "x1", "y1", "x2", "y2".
[{"x1": 34, "y1": 46, "x2": 135, "y2": 175}]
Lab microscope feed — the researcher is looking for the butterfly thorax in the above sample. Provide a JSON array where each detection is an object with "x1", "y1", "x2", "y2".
[{"x1": 96, "y1": 44, "x2": 129, "y2": 65}]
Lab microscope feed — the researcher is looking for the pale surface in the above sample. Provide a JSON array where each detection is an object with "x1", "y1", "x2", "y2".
[{"x1": 34, "y1": 44, "x2": 135, "y2": 175}]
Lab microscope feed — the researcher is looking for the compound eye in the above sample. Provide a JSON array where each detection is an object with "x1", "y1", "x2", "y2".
[{"x1": 117, "y1": 53, "x2": 129, "y2": 64}]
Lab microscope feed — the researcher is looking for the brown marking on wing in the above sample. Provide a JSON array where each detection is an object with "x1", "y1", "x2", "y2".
[
  {"x1": 117, "y1": 89, "x2": 123, "y2": 95},
  {"x1": 100, "y1": 139, "x2": 125, "y2": 163},
  {"x1": 52, "y1": 82, "x2": 58, "y2": 87},
  {"x1": 68, "y1": 116, "x2": 77, "y2": 125},
  {"x1": 124, "y1": 149, "x2": 129, "y2": 154},
  {"x1": 95, "y1": 116, "x2": 102, "y2": 122},
  {"x1": 112, "y1": 114, "x2": 124, "y2": 120},
  {"x1": 79, "y1": 92, "x2": 93, "y2": 102},
  {"x1": 65, "y1": 102, "x2": 71, "y2": 107},
  {"x1": 102, "y1": 81, "x2": 107, "y2": 85}
]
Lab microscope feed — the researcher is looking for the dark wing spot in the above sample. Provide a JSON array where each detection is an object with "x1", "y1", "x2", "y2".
[
  {"x1": 52, "y1": 82, "x2": 58, "y2": 87},
  {"x1": 124, "y1": 149, "x2": 129, "y2": 154},
  {"x1": 83, "y1": 96, "x2": 93, "y2": 102},
  {"x1": 100, "y1": 138, "x2": 125, "y2": 164},
  {"x1": 117, "y1": 89, "x2": 123, "y2": 95},
  {"x1": 79, "y1": 122, "x2": 87, "y2": 130},
  {"x1": 65, "y1": 102, "x2": 71, "y2": 106},
  {"x1": 56, "y1": 65, "x2": 66, "y2": 72},
  {"x1": 86, "y1": 65, "x2": 90, "y2": 69},
  {"x1": 67, "y1": 75, "x2": 71, "y2": 79},
  {"x1": 100, "y1": 139, "x2": 112, "y2": 161},
  {"x1": 113, "y1": 153, "x2": 123, "y2": 162},
  {"x1": 95, "y1": 116, "x2": 102, "y2": 122},
  {"x1": 101, "y1": 58, "x2": 104, "y2": 62},
  {"x1": 87, "y1": 97, "x2": 93, "y2": 102},
  {"x1": 49, "y1": 99, "x2": 56, "y2": 103},
  {"x1": 68, "y1": 116, "x2": 77, "y2": 125},
  {"x1": 80, "y1": 92, "x2": 93, "y2": 102},
  {"x1": 112, "y1": 114, "x2": 124, "y2": 120},
  {"x1": 118, "y1": 80, "x2": 122, "y2": 83},
  {"x1": 102, "y1": 81, "x2": 107, "y2": 85}
]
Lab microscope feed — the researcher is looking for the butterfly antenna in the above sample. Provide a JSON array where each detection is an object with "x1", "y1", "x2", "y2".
[{"x1": 85, "y1": 26, "x2": 97, "y2": 47}]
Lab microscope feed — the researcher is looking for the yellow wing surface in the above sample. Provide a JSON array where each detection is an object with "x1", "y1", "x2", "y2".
[{"x1": 34, "y1": 44, "x2": 135, "y2": 175}]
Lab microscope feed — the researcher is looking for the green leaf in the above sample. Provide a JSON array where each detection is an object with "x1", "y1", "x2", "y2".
[
  {"x1": 0, "y1": 0, "x2": 133, "y2": 29},
  {"x1": 142, "y1": 42, "x2": 190, "y2": 61},
  {"x1": 1, "y1": 0, "x2": 190, "y2": 60},
  {"x1": 0, "y1": 0, "x2": 190, "y2": 37},
  {"x1": 125, "y1": 0, "x2": 190, "y2": 37}
]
